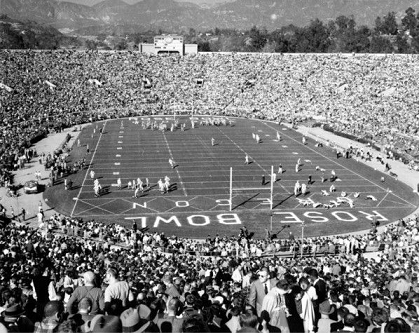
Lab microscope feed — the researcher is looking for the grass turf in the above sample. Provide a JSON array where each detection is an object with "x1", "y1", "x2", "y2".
[{"x1": 44, "y1": 116, "x2": 419, "y2": 239}]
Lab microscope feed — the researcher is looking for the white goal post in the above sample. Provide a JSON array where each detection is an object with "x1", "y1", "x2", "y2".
[{"x1": 229, "y1": 166, "x2": 274, "y2": 211}]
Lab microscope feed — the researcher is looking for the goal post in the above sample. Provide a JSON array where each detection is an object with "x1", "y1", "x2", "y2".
[{"x1": 229, "y1": 166, "x2": 275, "y2": 211}]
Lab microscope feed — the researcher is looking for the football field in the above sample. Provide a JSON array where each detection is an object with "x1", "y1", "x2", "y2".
[{"x1": 44, "y1": 116, "x2": 419, "y2": 239}]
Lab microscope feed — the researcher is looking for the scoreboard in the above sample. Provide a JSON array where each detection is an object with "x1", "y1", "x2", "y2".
[{"x1": 154, "y1": 35, "x2": 184, "y2": 53}]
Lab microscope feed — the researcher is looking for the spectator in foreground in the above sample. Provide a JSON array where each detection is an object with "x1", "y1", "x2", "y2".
[{"x1": 66, "y1": 271, "x2": 104, "y2": 315}]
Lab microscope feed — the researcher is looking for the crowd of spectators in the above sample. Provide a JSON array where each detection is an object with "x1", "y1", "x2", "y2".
[
  {"x1": 1, "y1": 51, "x2": 419, "y2": 164},
  {"x1": 1, "y1": 49, "x2": 419, "y2": 332},
  {"x1": 0, "y1": 211, "x2": 419, "y2": 332}
]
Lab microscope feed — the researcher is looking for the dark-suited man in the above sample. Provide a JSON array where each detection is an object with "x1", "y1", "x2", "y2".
[
  {"x1": 248, "y1": 267, "x2": 277, "y2": 316},
  {"x1": 309, "y1": 268, "x2": 327, "y2": 325}
]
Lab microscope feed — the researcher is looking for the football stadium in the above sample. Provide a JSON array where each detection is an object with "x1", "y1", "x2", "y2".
[{"x1": 1, "y1": 44, "x2": 419, "y2": 333}]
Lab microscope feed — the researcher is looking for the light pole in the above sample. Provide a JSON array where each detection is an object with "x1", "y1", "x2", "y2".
[{"x1": 300, "y1": 221, "x2": 306, "y2": 258}]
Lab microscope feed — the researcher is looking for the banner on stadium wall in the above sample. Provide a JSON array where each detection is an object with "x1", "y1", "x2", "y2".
[
  {"x1": 0, "y1": 83, "x2": 12, "y2": 92},
  {"x1": 44, "y1": 80, "x2": 56, "y2": 90},
  {"x1": 380, "y1": 87, "x2": 395, "y2": 97},
  {"x1": 88, "y1": 79, "x2": 102, "y2": 86},
  {"x1": 336, "y1": 83, "x2": 348, "y2": 93}
]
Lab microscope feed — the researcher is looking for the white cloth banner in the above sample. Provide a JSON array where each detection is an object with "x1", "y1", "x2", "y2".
[
  {"x1": 0, "y1": 83, "x2": 12, "y2": 92},
  {"x1": 44, "y1": 80, "x2": 56, "y2": 89},
  {"x1": 381, "y1": 87, "x2": 395, "y2": 97},
  {"x1": 88, "y1": 79, "x2": 102, "y2": 86}
]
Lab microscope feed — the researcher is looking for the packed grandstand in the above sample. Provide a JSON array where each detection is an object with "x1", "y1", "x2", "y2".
[{"x1": 0, "y1": 50, "x2": 419, "y2": 333}]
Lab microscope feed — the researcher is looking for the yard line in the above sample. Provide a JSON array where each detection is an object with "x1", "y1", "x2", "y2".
[
  {"x1": 75, "y1": 199, "x2": 118, "y2": 216},
  {"x1": 376, "y1": 191, "x2": 390, "y2": 207},
  {"x1": 70, "y1": 120, "x2": 108, "y2": 217},
  {"x1": 162, "y1": 132, "x2": 187, "y2": 196},
  {"x1": 216, "y1": 127, "x2": 291, "y2": 194},
  {"x1": 261, "y1": 121, "x2": 416, "y2": 208}
]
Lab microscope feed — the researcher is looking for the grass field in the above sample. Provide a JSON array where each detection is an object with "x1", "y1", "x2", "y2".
[{"x1": 44, "y1": 116, "x2": 419, "y2": 239}]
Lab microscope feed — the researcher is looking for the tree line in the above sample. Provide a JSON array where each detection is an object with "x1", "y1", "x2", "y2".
[
  {"x1": 187, "y1": 8, "x2": 419, "y2": 53},
  {"x1": 2, "y1": 8, "x2": 419, "y2": 52}
]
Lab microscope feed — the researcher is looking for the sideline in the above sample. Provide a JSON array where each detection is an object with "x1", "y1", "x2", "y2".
[
  {"x1": 292, "y1": 123, "x2": 419, "y2": 234},
  {"x1": 0, "y1": 125, "x2": 89, "y2": 227}
]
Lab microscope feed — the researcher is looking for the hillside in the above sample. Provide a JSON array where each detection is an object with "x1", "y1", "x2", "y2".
[{"x1": 2, "y1": 0, "x2": 419, "y2": 34}]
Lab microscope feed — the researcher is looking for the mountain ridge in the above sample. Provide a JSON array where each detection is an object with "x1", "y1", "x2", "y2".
[{"x1": 2, "y1": 0, "x2": 419, "y2": 34}]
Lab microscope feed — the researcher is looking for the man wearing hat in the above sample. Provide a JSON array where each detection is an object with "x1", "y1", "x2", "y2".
[
  {"x1": 1, "y1": 304, "x2": 34, "y2": 332},
  {"x1": 84, "y1": 315, "x2": 122, "y2": 333},
  {"x1": 317, "y1": 300, "x2": 336, "y2": 333},
  {"x1": 120, "y1": 304, "x2": 156, "y2": 333}
]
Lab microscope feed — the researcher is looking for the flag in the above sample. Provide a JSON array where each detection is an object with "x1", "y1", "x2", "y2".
[
  {"x1": 380, "y1": 87, "x2": 395, "y2": 97},
  {"x1": 44, "y1": 80, "x2": 56, "y2": 90},
  {"x1": 336, "y1": 83, "x2": 348, "y2": 93},
  {"x1": 88, "y1": 79, "x2": 102, "y2": 86},
  {"x1": 0, "y1": 83, "x2": 12, "y2": 92}
]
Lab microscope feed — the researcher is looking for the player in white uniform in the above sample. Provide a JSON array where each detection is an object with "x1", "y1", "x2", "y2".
[
  {"x1": 331, "y1": 170, "x2": 336, "y2": 181},
  {"x1": 301, "y1": 183, "x2": 307, "y2": 195},
  {"x1": 245, "y1": 154, "x2": 249, "y2": 165},
  {"x1": 133, "y1": 186, "x2": 140, "y2": 198},
  {"x1": 211, "y1": 138, "x2": 215, "y2": 146},
  {"x1": 158, "y1": 179, "x2": 164, "y2": 194},
  {"x1": 94, "y1": 182, "x2": 101, "y2": 197},
  {"x1": 164, "y1": 178, "x2": 170, "y2": 193},
  {"x1": 278, "y1": 164, "x2": 283, "y2": 174},
  {"x1": 277, "y1": 132, "x2": 281, "y2": 141},
  {"x1": 117, "y1": 178, "x2": 122, "y2": 190},
  {"x1": 90, "y1": 170, "x2": 95, "y2": 179},
  {"x1": 138, "y1": 179, "x2": 144, "y2": 192},
  {"x1": 294, "y1": 181, "x2": 301, "y2": 196},
  {"x1": 169, "y1": 158, "x2": 175, "y2": 169}
]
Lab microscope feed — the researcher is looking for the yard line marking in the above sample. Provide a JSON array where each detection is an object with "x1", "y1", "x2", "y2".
[
  {"x1": 115, "y1": 162, "x2": 120, "y2": 166},
  {"x1": 216, "y1": 127, "x2": 291, "y2": 194},
  {"x1": 116, "y1": 154, "x2": 121, "y2": 157},
  {"x1": 113, "y1": 172, "x2": 120, "y2": 175},
  {"x1": 162, "y1": 132, "x2": 187, "y2": 196},
  {"x1": 118, "y1": 141, "x2": 123, "y2": 144},
  {"x1": 119, "y1": 136, "x2": 123, "y2": 138},
  {"x1": 75, "y1": 198, "x2": 118, "y2": 216},
  {"x1": 70, "y1": 120, "x2": 108, "y2": 217},
  {"x1": 262, "y1": 121, "x2": 416, "y2": 208},
  {"x1": 377, "y1": 192, "x2": 390, "y2": 207},
  {"x1": 117, "y1": 147, "x2": 122, "y2": 150}
]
